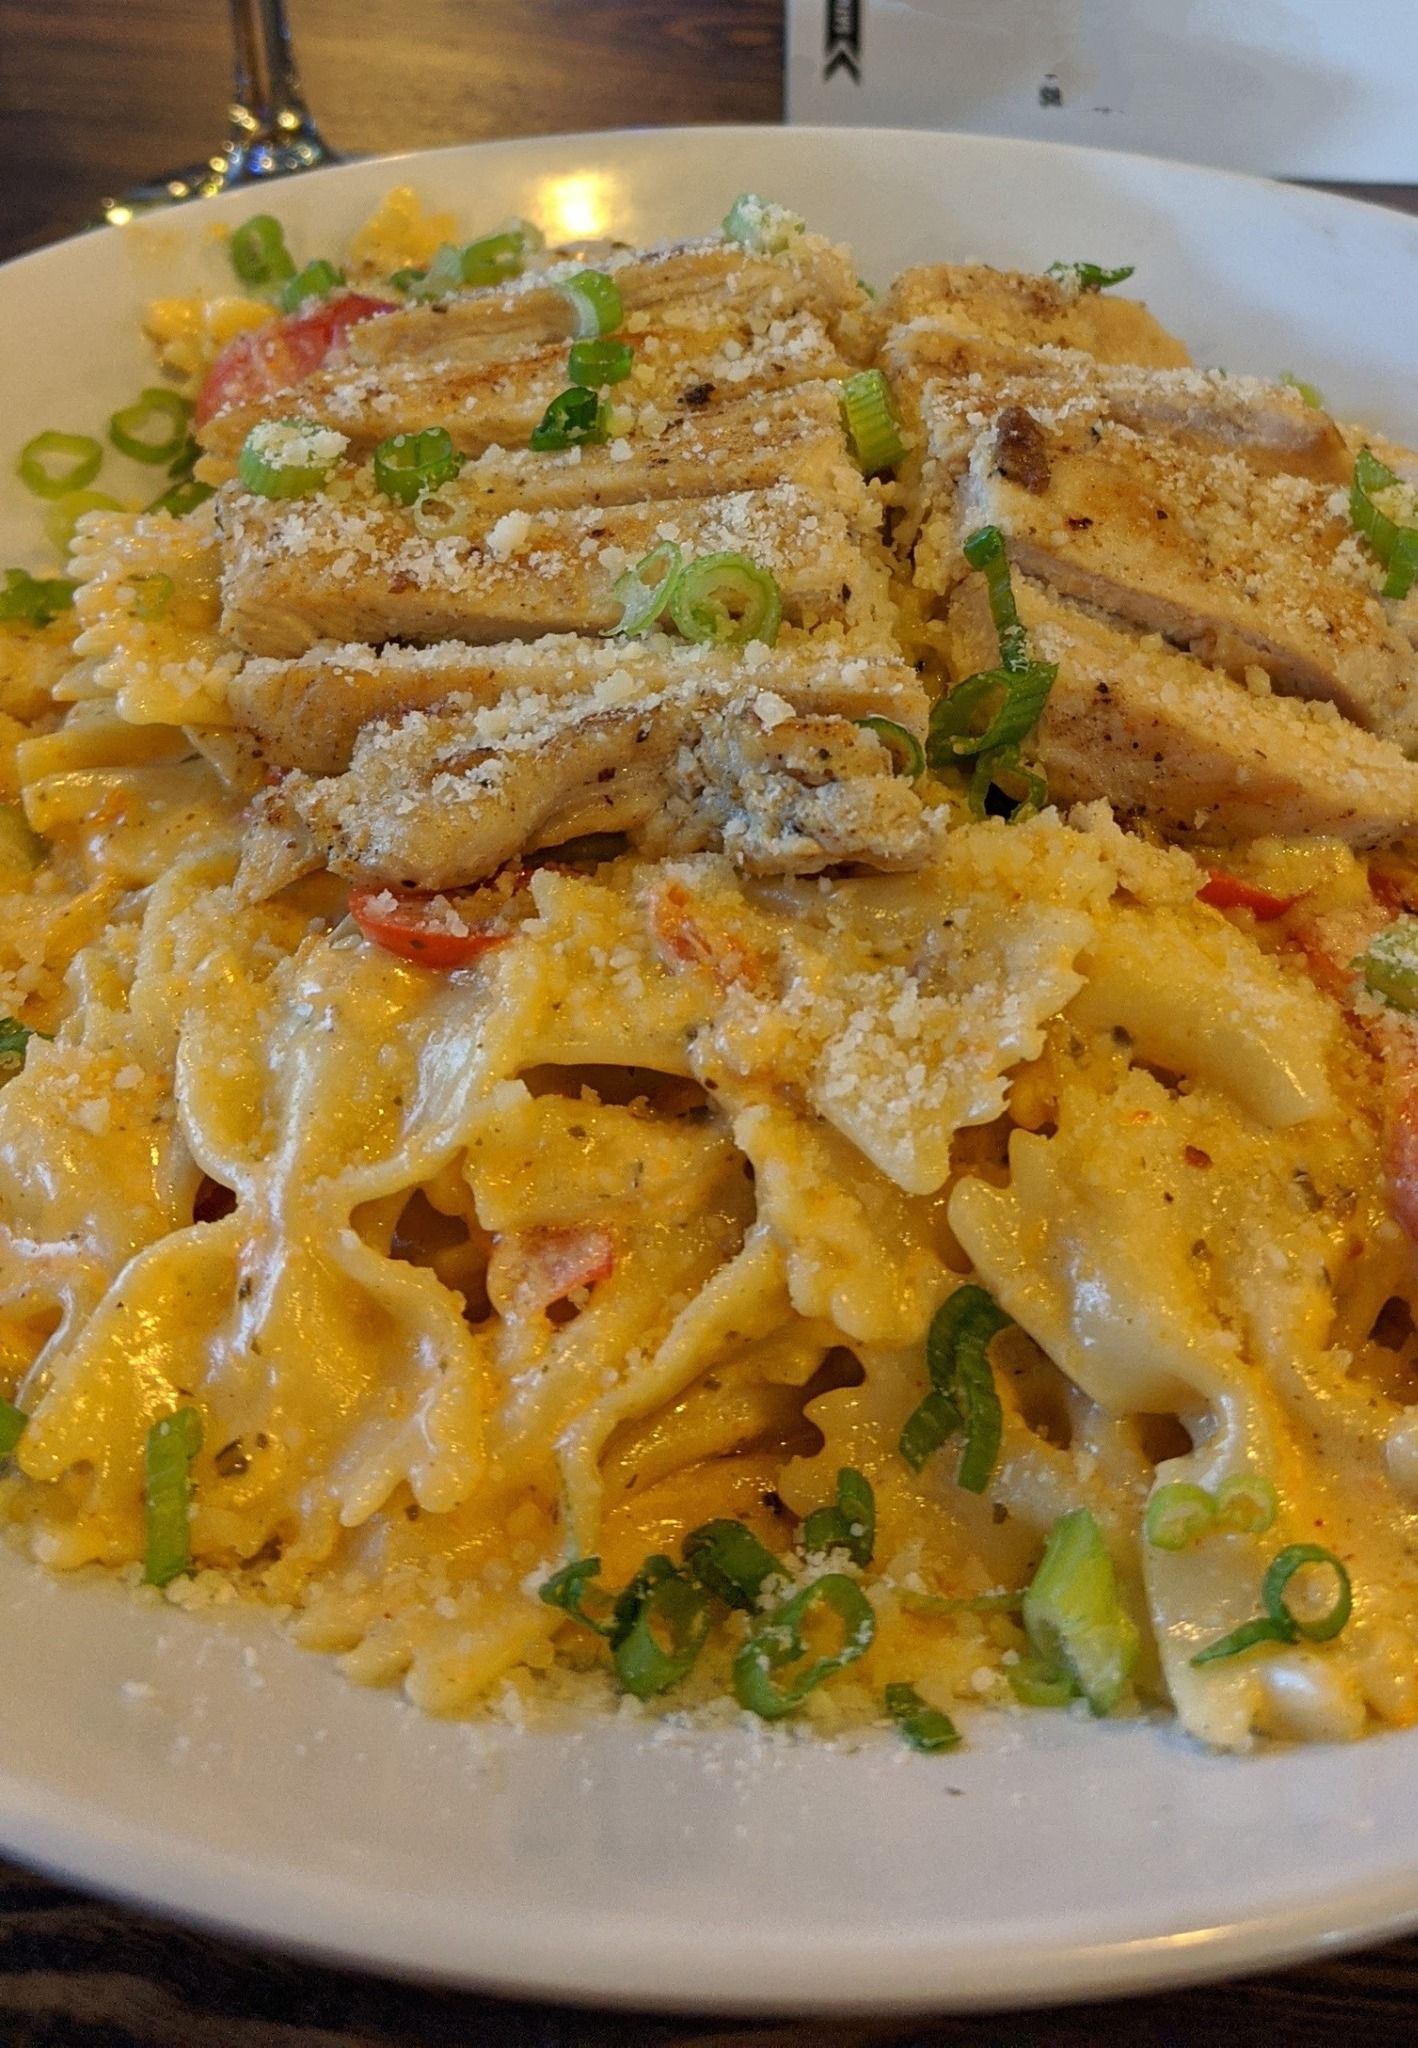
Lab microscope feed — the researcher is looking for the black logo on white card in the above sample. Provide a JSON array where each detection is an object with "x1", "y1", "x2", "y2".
[{"x1": 824, "y1": 0, "x2": 861, "y2": 83}]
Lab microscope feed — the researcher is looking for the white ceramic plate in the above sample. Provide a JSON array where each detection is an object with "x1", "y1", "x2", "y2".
[{"x1": 2, "y1": 126, "x2": 1417, "y2": 2015}]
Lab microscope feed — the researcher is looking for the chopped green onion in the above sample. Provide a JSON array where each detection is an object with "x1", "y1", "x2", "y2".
[
  {"x1": 1191, "y1": 1614, "x2": 1293, "y2": 1665},
  {"x1": 405, "y1": 232, "x2": 529, "y2": 301},
  {"x1": 388, "y1": 265, "x2": 424, "y2": 295},
  {"x1": 538, "y1": 1554, "x2": 617, "y2": 1637},
  {"x1": 722, "y1": 194, "x2": 804, "y2": 255},
  {"x1": 682, "y1": 1517, "x2": 783, "y2": 1610},
  {"x1": 0, "y1": 1397, "x2": 27, "y2": 1457},
  {"x1": 559, "y1": 270, "x2": 624, "y2": 340},
  {"x1": 0, "y1": 1015, "x2": 44, "y2": 1068},
  {"x1": 43, "y1": 490, "x2": 122, "y2": 557},
  {"x1": 1357, "y1": 915, "x2": 1418, "y2": 1013},
  {"x1": 733, "y1": 1573, "x2": 875, "y2": 1720},
  {"x1": 279, "y1": 258, "x2": 345, "y2": 314},
  {"x1": 568, "y1": 337, "x2": 634, "y2": 387},
  {"x1": 142, "y1": 1406, "x2": 203, "y2": 1588},
  {"x1": 17, "y1": 431, "x2": 103, "y2": 500},
  {"x1": 610, "y1": 1556, "x2": 712, "y2": 1699},
  {"x1": 108, "y1": 388, "x2": 193, "y2": 465},
  {"x1": 1022, "y1": 1508, "x2": 1139, "y2": 1715},
  {"x1": 1213, "y1": 1473, "x2": 1278, "y2": 1536},
  {"x1": 930, "y1": 527, "x2": 1056, "y2": 817},
  {"x1": 1279, "y1": 371, "x2": 1325, "y2": 410},
  {"x1": 841, "y1": 369, "x2": 906, "y2": 476},
  {"x1": 1007, "y1": 1656, "x2": 1077, "y2": 1708},
  {"x1": 1191, "y1": 1541, "x2": 1352, "y2": 1666},
  {"x1": 129, "y1": 572, "x2": 175, "y2": 622},
  {"x1": 856, "y1": 716, "x2": 925, "y2": 779},
  {"x1": 961, "y1": 524, "x2": 1029, "y2": 673},
  {"x1": 229, "y1": 213, "x2": 295, "y2": 290},
  {"x1": 372, "y1": 427, "x2": 463, "y2": 507},
  {"x1": 237, "y1": 418, "x2": 344, "y2": 499},
  {"x1": 800, "y1": 1467, "x2": 875, "y2": 1568},
  {"x1": 608, "y1": 540, "x2": 684, "y2": 636},
  {"x1": 0, "y1": 568, "x2": 75, "y2": 629},
  {"x1": 884, "y1": 1681, "x2": 961, "y2": 1752},
  {"x1": 147, "y1": 477, "x2": 215, "y2": 518},
  {"x1": 669, "y1": 552, "x2": 782, "y2": 647},
  {"x1": 1144, "y1": 1481, "x2": 1216, "y2": 1553},
  {"x1": 1263, "y1": 1544, "x2": 1352, "y2": 1643},
  {"x1": 899, "y1": 1285, "x2": 1009, "y2": 1494},
  {"x1": 530, "y1": 386, "x2": 610, "y2": 452},
  {"x1": 1350, "y1": 447, "x2": 1418, "y2": 601},
  {"x1": 1046, "y1": 261, "x2": 1135, "y2": 292},
  {"x1": 166, "y1": 435, "x2": 201, "y2": 480}
]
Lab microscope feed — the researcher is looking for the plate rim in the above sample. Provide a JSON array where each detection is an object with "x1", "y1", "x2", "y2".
[{"x1": 2, "y1": 122, "x2": 1417, "y2": 2014}]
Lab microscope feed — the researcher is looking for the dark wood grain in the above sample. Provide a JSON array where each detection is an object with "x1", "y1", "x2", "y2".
[{"x1": 0, "y1": 3, "x2": 1417, "y2": 2039}]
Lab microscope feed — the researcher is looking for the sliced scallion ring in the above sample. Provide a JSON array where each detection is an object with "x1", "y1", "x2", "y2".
[
  {"x1": 229, "y1": 213, "x2": 295, "y2": 290},
  {"x1": 568, "y1": 337, "x2": 634, "y2": 387},
  {"x1": 17, "y1": 431, "x2": 103, "y2": 501},
  {"x1": 1213, "y1": 1473, "x2": 1279, "y2": 1536},
  {"x1": 607, "y1": 540, "x2": 684, "y2": 636},
  {"x1": 143, "y1": 1405, "x2": 203, "y2": 1588},
  {"x1": 0, "y1": 1397, "x2": 27, "y2": 1457},
  {"x1": 1022, "y1": 1508, "x2": 1139, "y2": 1715},
  {"x1": 0, "y1": 569, "x2": 74, "y2": 628},
  {"x1": 961, "y1": 524, "x2": 1030, "y2": 673},
  {"x1": 1356, "y1": 916, "x2": 1418, "y2": 1014},
  {"x1": 559, "y1": 269, "x2": 623, "y2": 339},
  {"x1": 44, "y1": 489, "x2": 123, "y2": 557},
  {"x1": 1007, "y1": 1656, "x2": 1077, "y2": 1708},
  {"x1": 148, "y1": 477, "x2": 215, "y2": 518},
  {"x1": 841, "y1": 369, "x2": 906, "y2": 476},
  {"x1": 457, "y1": 230, "x2": 528, "y2": 289},
  {"x1": 1279, "y1": 371, "x2": 1325, "y2": 410},
  {"x1": 1190, "y1": 1614, "x2": 1293, "y2": 1666},
  {"x1": 530, "y1": 386, "x2": 610, "y2": 452},
  {"x1": 682, "y1": 1517, "x2": 782, "y2": 1610},
  {"x1": 856, "y1": 715, "x2": 925, "y2": 779},
  {"x1": 610, "y1": 1558, "x2": 712, "y2": 1699},
  {"x1": 279, "y1": 258, "x2": 344, "y2": 314},
  {"x1": 884, "y1": 1682, "x2": 961, "y2": 1753},
  {"x1": 722, "y1": 193, "x2": 804, "y2": 254},
  {"x1": 733, "y1": 1573, "x2": 875, "y2": 1721},
  {"x1": 237, "y1": 418, "x2": 345, "y2": 499},
  {"x1": 108, "y1": 388, "x2": 193, "y2": 465},
  {"x1": 1046, "y1": 260, "x2": 1135, "y2": 293},
  {"x1": 899, "y1": 1285, "x2": 1009, "y2": 1494},
  {"x1": 669, "y1": 551, "x2": 782, "y2": 647},
  {"x1": 372, "y1": 426, "x2": 463, "y2": 506},
  {"x1": 538, "y1": 1555, "x2": 616, "y2": 1638},
  {"x1": 0, "y1": 1014, "x2": 46, "y2": 1065},
  {"x1": 1144, "y1": 1482, "x2": 1216, "y2": 1553},
  {"x1": 1262, "y1": 1544, "x2": 1352, "y2": 1644},
  {"x1": 800, "y1": 1467, "x2": 875, "y2": 1568},
  {"x1": 1350, "y1": 447, "x2": 1418, "y2": 601}
]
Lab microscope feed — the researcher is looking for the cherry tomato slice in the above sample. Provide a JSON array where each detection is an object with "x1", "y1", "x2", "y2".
[
  {"x1": 194, "y1": 292, "x2": 394, "y2": 428},
  {"x1": 488, "y1": 1225, "x2": 618, "y2": 1318},
  {"x1": 1197, "y1": 869, "x2": 1298, "y2": 921},
  {"x1": 349, "y1": 886, "x2": 515, "y2": 969}
]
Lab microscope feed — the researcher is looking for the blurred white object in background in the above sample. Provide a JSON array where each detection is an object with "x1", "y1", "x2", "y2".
[{"x1": 787, "y1": 0, "x2": 1418, "y2": 177}]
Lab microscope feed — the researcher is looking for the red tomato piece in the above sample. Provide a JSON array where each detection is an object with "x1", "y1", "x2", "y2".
[
  {"x1": 349, "y1": 885, "x2": 517, "y2": 969},
  {"x1": 488, "y1": 1225, "x2": 618, "y2": 1318},
  {"x1": 1196, "y1": 869, "x2": 1299, "y2": 921},
  {"x1": 194, "y1": 292, "x2": 394, "y2": 427},
  {"x1": 648, "y1": 880, "x2": 764, "y2": 991}
]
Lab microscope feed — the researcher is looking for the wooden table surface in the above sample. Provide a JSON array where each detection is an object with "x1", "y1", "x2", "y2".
[{"x1": 1, "y1": 3, "x2": 1416, "y2": 2042}]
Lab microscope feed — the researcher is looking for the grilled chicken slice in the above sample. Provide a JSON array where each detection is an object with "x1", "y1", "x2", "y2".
[
  {"x1": 230, "y1": 636, "x2": 927, "y2": 777},
  {"x1": 197, "y1": 308, "x2": 856, "y2": 463},
  {"x1": 884, "y1": 264, "x2": 1191, "y2": 368},
  {"x1": 928, "y1": 408, "x2": 1418, "y2": 752},
  {"x1": 248, "y1": 660, "x2": 931, "y2": 892},
  {"x1": 218, "y1": 474, "x2": 894, "y2": 659},
  {"x1": 945, "y1": 576, "x2": 1418, "y2": 845},
  {"x1": 890, "y1": 339, "x2": 1351, "y2": 486},
  {"x1": 341, "y1": 234, "x2": 867, "y2": 370}
]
